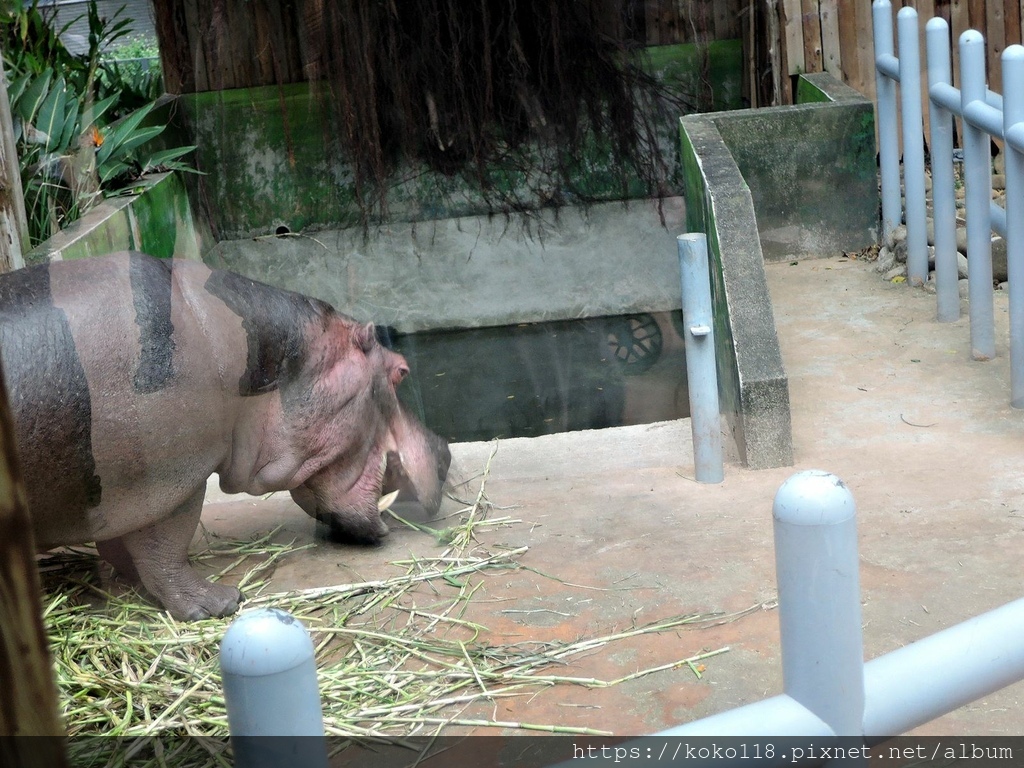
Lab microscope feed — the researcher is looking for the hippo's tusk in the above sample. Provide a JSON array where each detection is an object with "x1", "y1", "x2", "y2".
[{"x1": 377, "y1": 489, "x2": 400, "y2": 511}]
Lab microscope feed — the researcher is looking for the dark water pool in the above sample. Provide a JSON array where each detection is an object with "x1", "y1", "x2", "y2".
[{"x1": 388, "y1": 311, "x2": 690, "y2": 443}]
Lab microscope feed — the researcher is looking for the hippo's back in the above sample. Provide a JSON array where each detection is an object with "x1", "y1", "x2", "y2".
[{"x1": 0, "y1": 254, "x2": 234, "y2": 544}]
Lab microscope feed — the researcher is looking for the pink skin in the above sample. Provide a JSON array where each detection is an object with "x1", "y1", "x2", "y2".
[{"x1": 234, "y1": 318, "x2": 448, "y2": 544}]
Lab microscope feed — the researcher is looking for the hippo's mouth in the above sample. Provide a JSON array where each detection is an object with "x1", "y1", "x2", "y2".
[{"x1": 290, "y1": 446, "x2": 392, "y2": 544}]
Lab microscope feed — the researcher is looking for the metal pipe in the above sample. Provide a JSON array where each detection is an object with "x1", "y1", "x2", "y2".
[
  {"x1": 220, "y1": 608, "x2": 329, "y2": 768},
  {"x1": 863, "y1": 597, "x2": 1024, "y2": 739},
  {"x1": 1004, "y1": 45, "x2": 1024, "y2": 407},
  {"x1": 898, "y1": 7, "x2": 929, "y2": 285},
  {"x1": 773, "y1": 471, "x2": 865, "y2": 736},
  {"x1": 677, "y1": 234, "x2": 723, "y2": 484},
  {"x1": 873, "y1": 0, "x2": 902, "y2": 243},
  {"x1": 926, "y1": 18, "x2": 959, "y2": 322},
  {"x1": 961, "y1": 29, "x2": 996, "y2": 360}
]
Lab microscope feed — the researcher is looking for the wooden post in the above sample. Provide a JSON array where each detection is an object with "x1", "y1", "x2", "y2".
[
  {"x1": 0, "y1": 357, "x2": 67, "y2": 761},
  {"x1": 0, "y1": 50, "x2": 28, "y2": 273}
]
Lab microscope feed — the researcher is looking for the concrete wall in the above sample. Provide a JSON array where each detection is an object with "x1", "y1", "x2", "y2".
[
  {"x1": 24, "y1": 172, "x2": 208, "y2": 264},
  {"x1": 208, "y1": 198, "x2": 687, "y2": 333},
  {"x1": 677, "y1": 72, "x2": 879, "y2": 470},
  {"x1": 177, "y1": 41, "x2": 743, "y2": 241}
]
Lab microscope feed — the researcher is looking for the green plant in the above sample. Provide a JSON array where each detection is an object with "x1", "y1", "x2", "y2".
[{"x1": 2, "y1": 0, "x2": 195, "y2": 248}]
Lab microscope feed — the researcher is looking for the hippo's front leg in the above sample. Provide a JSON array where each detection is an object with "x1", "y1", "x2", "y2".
[{"x1": 98, "y1": 488, "x2": 243, "y2": 621}]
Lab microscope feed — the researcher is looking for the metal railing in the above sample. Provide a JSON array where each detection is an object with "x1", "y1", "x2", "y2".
[{"x1": 873, "y1": 0, "x2": 1024, "y2": 406}]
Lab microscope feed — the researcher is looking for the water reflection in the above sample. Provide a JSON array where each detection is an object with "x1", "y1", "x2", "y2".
[{"x1": 389, "y1": 311, "x2": 690, "y2": 442}]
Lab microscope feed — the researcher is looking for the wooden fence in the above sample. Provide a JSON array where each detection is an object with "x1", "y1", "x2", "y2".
[{"x1": 780, "y1": 1, "x2": 1024, "y2": 103}]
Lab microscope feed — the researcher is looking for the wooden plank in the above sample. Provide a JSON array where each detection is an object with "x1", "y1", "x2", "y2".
[
  {"x1": 950, "y1": 0, "x2": 970, "y2": 88},
  {"x1": 0, "y1": 63, "x2": 27, "y2": 272},
  {"x1": 713, "y1": 0, "x2": 738, "y2": 40},
  {"x1": 819, "y1": 0, "x2": 841, "y2": 77},
  {"x1": 988, "y1": 0, "x2": 1006, "y2": 91},
  {"x1": 0, "y1": 366, "x2": 68, "y2": 764},
  {"x1": 645, "y1": 0, "x2": 661, "y2": 44},
  {"x1": 801, "y1": 0, "x2": 824, "y2": 72},
  {"x1": 152, "y1": 0, "x2": 191, "y2": 93},
  {"x1": 782, "y1": 0, "x2": 805, "y2": 76},
  {"x1": 182, "y1": 0, "x2": 209, "y2": 92},
  {"x1": 1007, "y1": 0, "x2": 1022, "y2": 53},
  {"x1": 837, "y1": 0, "x2": 870, "y2": 95}
]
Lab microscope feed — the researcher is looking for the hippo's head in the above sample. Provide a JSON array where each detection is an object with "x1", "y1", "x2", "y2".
[{"x1": 284, "y1": 318, "x2": 451, "y2": 543}]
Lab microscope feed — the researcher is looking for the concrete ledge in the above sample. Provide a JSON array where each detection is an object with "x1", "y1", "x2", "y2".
[
  {"x1": 713, "y1": 73, "x2": 877, "y2": 261},
  {"x1": 680, "y1": 118, "x2": 793, "y2": 470},
  {"x1": 24, "y1": 172, "x2": 209, "y2": 264},
  {"x1": 208, "y1": 197, "x2": 687, "y2": 332},
  {"x1": 676, "y1": 73, "x2": 878, "y2": 470}
]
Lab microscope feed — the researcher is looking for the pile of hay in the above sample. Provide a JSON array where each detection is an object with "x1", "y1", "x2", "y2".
[{"x1": 41, "y1": 459, "x2": 739, "y2": 767}]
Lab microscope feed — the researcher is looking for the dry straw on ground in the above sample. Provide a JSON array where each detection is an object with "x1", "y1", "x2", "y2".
[{"x1": 41, "y1": 450, "x2": 753, "y2": 767}]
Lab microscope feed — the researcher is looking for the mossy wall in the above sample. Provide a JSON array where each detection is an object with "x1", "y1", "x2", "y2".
[
  {"x1": 23, "y1": 172, "x2": 209, "y2": 264},
  {"x1": 176, "y1": 41, "x2": 744, "y2": 240}
]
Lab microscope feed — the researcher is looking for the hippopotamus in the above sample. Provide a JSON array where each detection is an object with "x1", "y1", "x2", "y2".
[{"x1": 0, "y1": 252, "x2": 450, "y2": 620}]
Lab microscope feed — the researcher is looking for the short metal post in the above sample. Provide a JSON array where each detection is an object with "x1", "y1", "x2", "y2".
[
  {"x1": 220, "y1": 608, "x2": 329, "y2": 768},
  {"x1": 773, "y1": 471, "x2": 865, "y2": 738},
  {"x1": 961, "y1": 29, "x2": 996, "y2": 360},
  {"x1": 873, "y1": 0, "x2": 902, "y2": 244},
  {"x1": 1004, "y1": 45, "x2": 1024, "y2": 406},
  {"x1": 926, "y1": 18, "x2": 960, "y2": 322},
  {"x1": 898, "y1": 7, "x2": 929, "y2": 285},
  {"x1": 677, "y1": 234, "x2": 723, "y2": 484}
]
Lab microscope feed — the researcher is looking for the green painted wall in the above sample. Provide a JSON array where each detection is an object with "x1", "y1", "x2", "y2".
[
  {"x1": 177, "y1": 41, "x2": 744, "y2": 240},
  {"x1": 24, "y1": 172, "x2": 208, "y2": 264}
]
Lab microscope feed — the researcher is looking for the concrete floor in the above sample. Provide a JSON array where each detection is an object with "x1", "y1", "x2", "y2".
[{"x1": 202, "y1": 255, "x2": 1024, "y2": 737}]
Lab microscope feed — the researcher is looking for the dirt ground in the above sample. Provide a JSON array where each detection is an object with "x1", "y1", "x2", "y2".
[{"x1": 202, "y1": 254, "x2": 1024, "y2": 737}]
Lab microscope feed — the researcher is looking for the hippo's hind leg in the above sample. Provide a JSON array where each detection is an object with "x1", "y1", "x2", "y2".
[{"x1": 103, "y1": 488, "x2": 243, "y2": 621}]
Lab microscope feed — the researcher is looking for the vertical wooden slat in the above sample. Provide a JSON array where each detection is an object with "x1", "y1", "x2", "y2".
[
  {"x1": 988, "y1": 0, "x2": 1006, "y2": 89},
  {"x1": 1005, "y1": 1, "x2": 1022, "y2": 58},
  {"x1": 837, "y1": 0, "x2": 868, "y2": 94},
  {"x1": 950, "y1": 0, "x2": 970, "y2": 87},
  {"x1": 0, "y1": 62, "x2": 27, "y2": 272},
  {"x1": 645, "y1": 0, "x2": 661, "y2": 44},
  {"x1": 819, "y1": 0, "x2": 842, "y2": 77},
  {"x1": 801, "y1": 0, "x2": 824, "y2": 73},
  {"x1": 0, "y1": 359, "x2": 68, "y2": 764},
  {"x1": 713, "y1": 0, "x2": 736, "y2": 39},
  {"x1": 782, "y1": 0, "x2": 805, "y2": 76}
]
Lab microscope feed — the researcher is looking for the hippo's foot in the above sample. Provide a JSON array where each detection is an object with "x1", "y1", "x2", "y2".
[
  {"x1": 103, "y1": 489, "x2": 245, "y2": 621},
  {"x1": 159, "y1": 578, "x2": 244, "y2": 622}
]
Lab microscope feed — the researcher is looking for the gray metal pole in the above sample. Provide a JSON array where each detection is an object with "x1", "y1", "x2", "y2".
[
  {"x1": 873, "y1": 0, "x2": 903, "y2": 244},
  {"x1": 677, "y1": 234, "x2": 723, "y2": 484},
  {"x1": 898, "y1": 7, "x2": 929, "y2": 286},
  {"x1": 773, "y1": 471, "x2": 865, "y2": 737},
  {"x1": 863, "y1": 596, "x2": 1024, "y2": 738},
  {"x1": 220, "y1": 607, "x2": 329, "y2": 768},
  {"x1": 926, "y1": 18, "x2": 960, "y2": 322},
  {"x1": 1003, "y1": 45, "x2": 1024, "y2": 407},
  {"x1": 961, "y1": 29, "x2": 996, "y2": 360}
]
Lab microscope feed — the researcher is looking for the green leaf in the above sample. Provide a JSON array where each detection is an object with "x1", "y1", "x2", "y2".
[
  {"x1": 36, "y1": 77, "x2": 68, "y2": 152},
  {"x1": 58, "y1": 104, "x2": 80, "y2": 152},
  {"x1": 96, "y1": 100, "x2": 155, "y2": 165},
  {"x1": 6, "y1": 73, "x2": 31, "y2": 108},
  {"x1": 99, "y1": 160, "x2": 131, "y2": 184},
  {"x1": 81, "y1": 92, "x2": 120, "y2": 130},
  {"x1": 16, "y1": 70, "x2": 52, "y2": 124},
  {"x1": 113, "y1": 125, "x2": 164, "y2": 159},
  {"x1": 142, "y1": 145, "x2": 197, "y2": 170}
]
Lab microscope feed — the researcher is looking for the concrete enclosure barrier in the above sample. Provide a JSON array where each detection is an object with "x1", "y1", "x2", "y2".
[{"x1": 678, "y1": 72, "x2": 877, "y2": 470}]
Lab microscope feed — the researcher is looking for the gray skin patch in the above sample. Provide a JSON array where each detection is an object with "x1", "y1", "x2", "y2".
[
  {"x1": 129, "y1": 251, "x2": 176, "y2": 393},
  {"x1": 203, "y1": 270, "x2": 328, "y2": 398},
  {"x1": 0, "y1": 263, "x2": 102, "y2": 514}
]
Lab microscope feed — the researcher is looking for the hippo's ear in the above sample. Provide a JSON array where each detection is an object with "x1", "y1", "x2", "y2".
[{"x1": 352, "y1": 322, "x2": 377, "y2": 353}]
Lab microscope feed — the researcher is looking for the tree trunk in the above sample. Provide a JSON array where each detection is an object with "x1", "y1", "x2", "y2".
[{"x1": 0, "y1": 49, "x2": 28, "y2": 273}]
